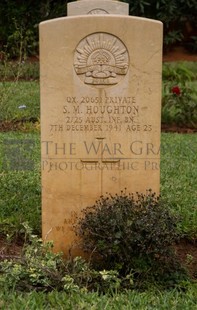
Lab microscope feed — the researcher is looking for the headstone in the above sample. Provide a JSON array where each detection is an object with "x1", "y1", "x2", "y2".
[
  {"x1": 40, "y1": 0, "x2": 163, "y2": 256},
  {"x1": 67, "y1": 0, "x2": 129, "y2": 16}
]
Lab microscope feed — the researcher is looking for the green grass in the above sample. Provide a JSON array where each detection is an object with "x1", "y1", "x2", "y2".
[
  {"x1": 163, "y1": 61, "x2": 197, "y2": 81},
  {"x1": 0, "y1": 284, "x2": 197, "y2": 309},
  {"x1": 0, "y1": 132, "x2": 41, "y2": 235},
  {"x1": 162, "y1": 62, "x2": 197, "y2": 98},
  {"x1": 0, "y1": 132, "x2": 196, "y2": 238},
  {"x1": 0, "y1": 81, "x2": 40, "y2": 122},
  {"x1": 161, "y1": 133, "x2": 197, "y2": 238},
  {"x1": 0, "y1": 61, "x2": 39, "y2": 81}
]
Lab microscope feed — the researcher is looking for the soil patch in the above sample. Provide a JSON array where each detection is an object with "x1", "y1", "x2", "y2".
[
  {"x1": 163, "y1": 46, "x2": 197, "y2": 62},
  {"x1": 161, "y1": 124, "x2": 197, "y2": 134},
  {"x1": 0, "y1": 119, "x2": 39, "y2": 132},
  {"x1": 0, "y1": 237, "x2": 22, "y2": 260},
  {"x1": 0, "y1": 237, "x2": 196, "y2": 279},
  {"x1": 175, "y1": 239, "x2": 197, "y2": 279}
]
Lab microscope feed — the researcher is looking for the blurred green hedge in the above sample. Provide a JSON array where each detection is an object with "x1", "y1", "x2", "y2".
[{"x1": 0, "y1": 0, "x2": 196, "y2": 59}]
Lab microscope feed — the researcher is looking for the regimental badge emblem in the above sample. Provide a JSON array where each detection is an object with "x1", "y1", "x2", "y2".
[
  {"x1": 74, "y1": 33, "x2": 129, "y2": 87},
  {"x1": 88, "y1": 9, "x2": 109, "y2": 14}
]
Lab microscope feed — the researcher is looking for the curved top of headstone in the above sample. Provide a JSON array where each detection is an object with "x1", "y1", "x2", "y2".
[
  {"x1": 67, "y1": 0, "x2": 129, "y2": 16},
  {"x1": 77, "y1": 0, "x2": 119, "y2": 1}
]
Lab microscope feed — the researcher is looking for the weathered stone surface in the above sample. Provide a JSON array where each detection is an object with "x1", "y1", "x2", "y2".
[
  {"x1": 67, "y1": 0, "x2": 129, "y2": 16},
  {"x1": 40, "y1": 15, "x2": 163, "y2": 255}
]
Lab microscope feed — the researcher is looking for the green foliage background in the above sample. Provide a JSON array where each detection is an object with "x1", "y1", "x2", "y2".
[{"x1": 0, "y1": 0, "x2": 196, "y2": 58}]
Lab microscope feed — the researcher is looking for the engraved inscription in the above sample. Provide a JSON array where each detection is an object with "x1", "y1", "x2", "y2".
[
  {"x1": 58, "y1": 95, "x2": 152, "y2": 133},
  {"x1": 49, "y1": 95, "x2": 154, "y2": 133},
  {"x1": 74, "y1": 33, "x2": 129, "y2": 87}
]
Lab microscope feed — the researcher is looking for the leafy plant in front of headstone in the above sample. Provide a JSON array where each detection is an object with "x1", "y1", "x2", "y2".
[
  {"x1": 0, "y1": 232, "x2": 64, "y2": 292},
  {"x1": 75, "y1": 190, "x2": 187, "y2": 288},
  {"x1": 0, "y1": 223, "x2": 125, "y2": 293}
]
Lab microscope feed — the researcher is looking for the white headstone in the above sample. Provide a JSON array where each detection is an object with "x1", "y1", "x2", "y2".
[{"x1": 40, "y1": 1, "x2": 163, "y2": 256}]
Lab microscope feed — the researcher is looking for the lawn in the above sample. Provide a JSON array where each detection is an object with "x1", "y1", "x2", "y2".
[
  {"x1": 0, "y1": 132, "x2": 196, "y2": 237},
  {"x1": 0, "y1": 81, "x2": 40, "y2": 122},
  {"x1": 0, "y1": 286, "x2": 197, "y2": 310},
  {"x1": 161, "y1": 133, "x2": 197, "y2": 237}
]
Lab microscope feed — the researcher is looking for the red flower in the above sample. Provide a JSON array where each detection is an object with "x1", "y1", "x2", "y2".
[{"x1": 171, "y1": 86, "x2": 181, "y2": 96}]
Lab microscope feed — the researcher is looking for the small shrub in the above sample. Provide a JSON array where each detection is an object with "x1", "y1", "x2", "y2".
[
  {"x1": 162, "y1": 84, "x2": 197, "y2": 128},
  {"x1": 75, "y1": 190, "x2": 186, "y2": 286},
  {"x1": 162, "y1": 63, "x2": 197, "y2": 128},
  {"x1": 0, "y1": 223, "x2": 124, "y2": 293},
  {"x1": 0, "y1": 233, "x2": 64, "y2": 292}
]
